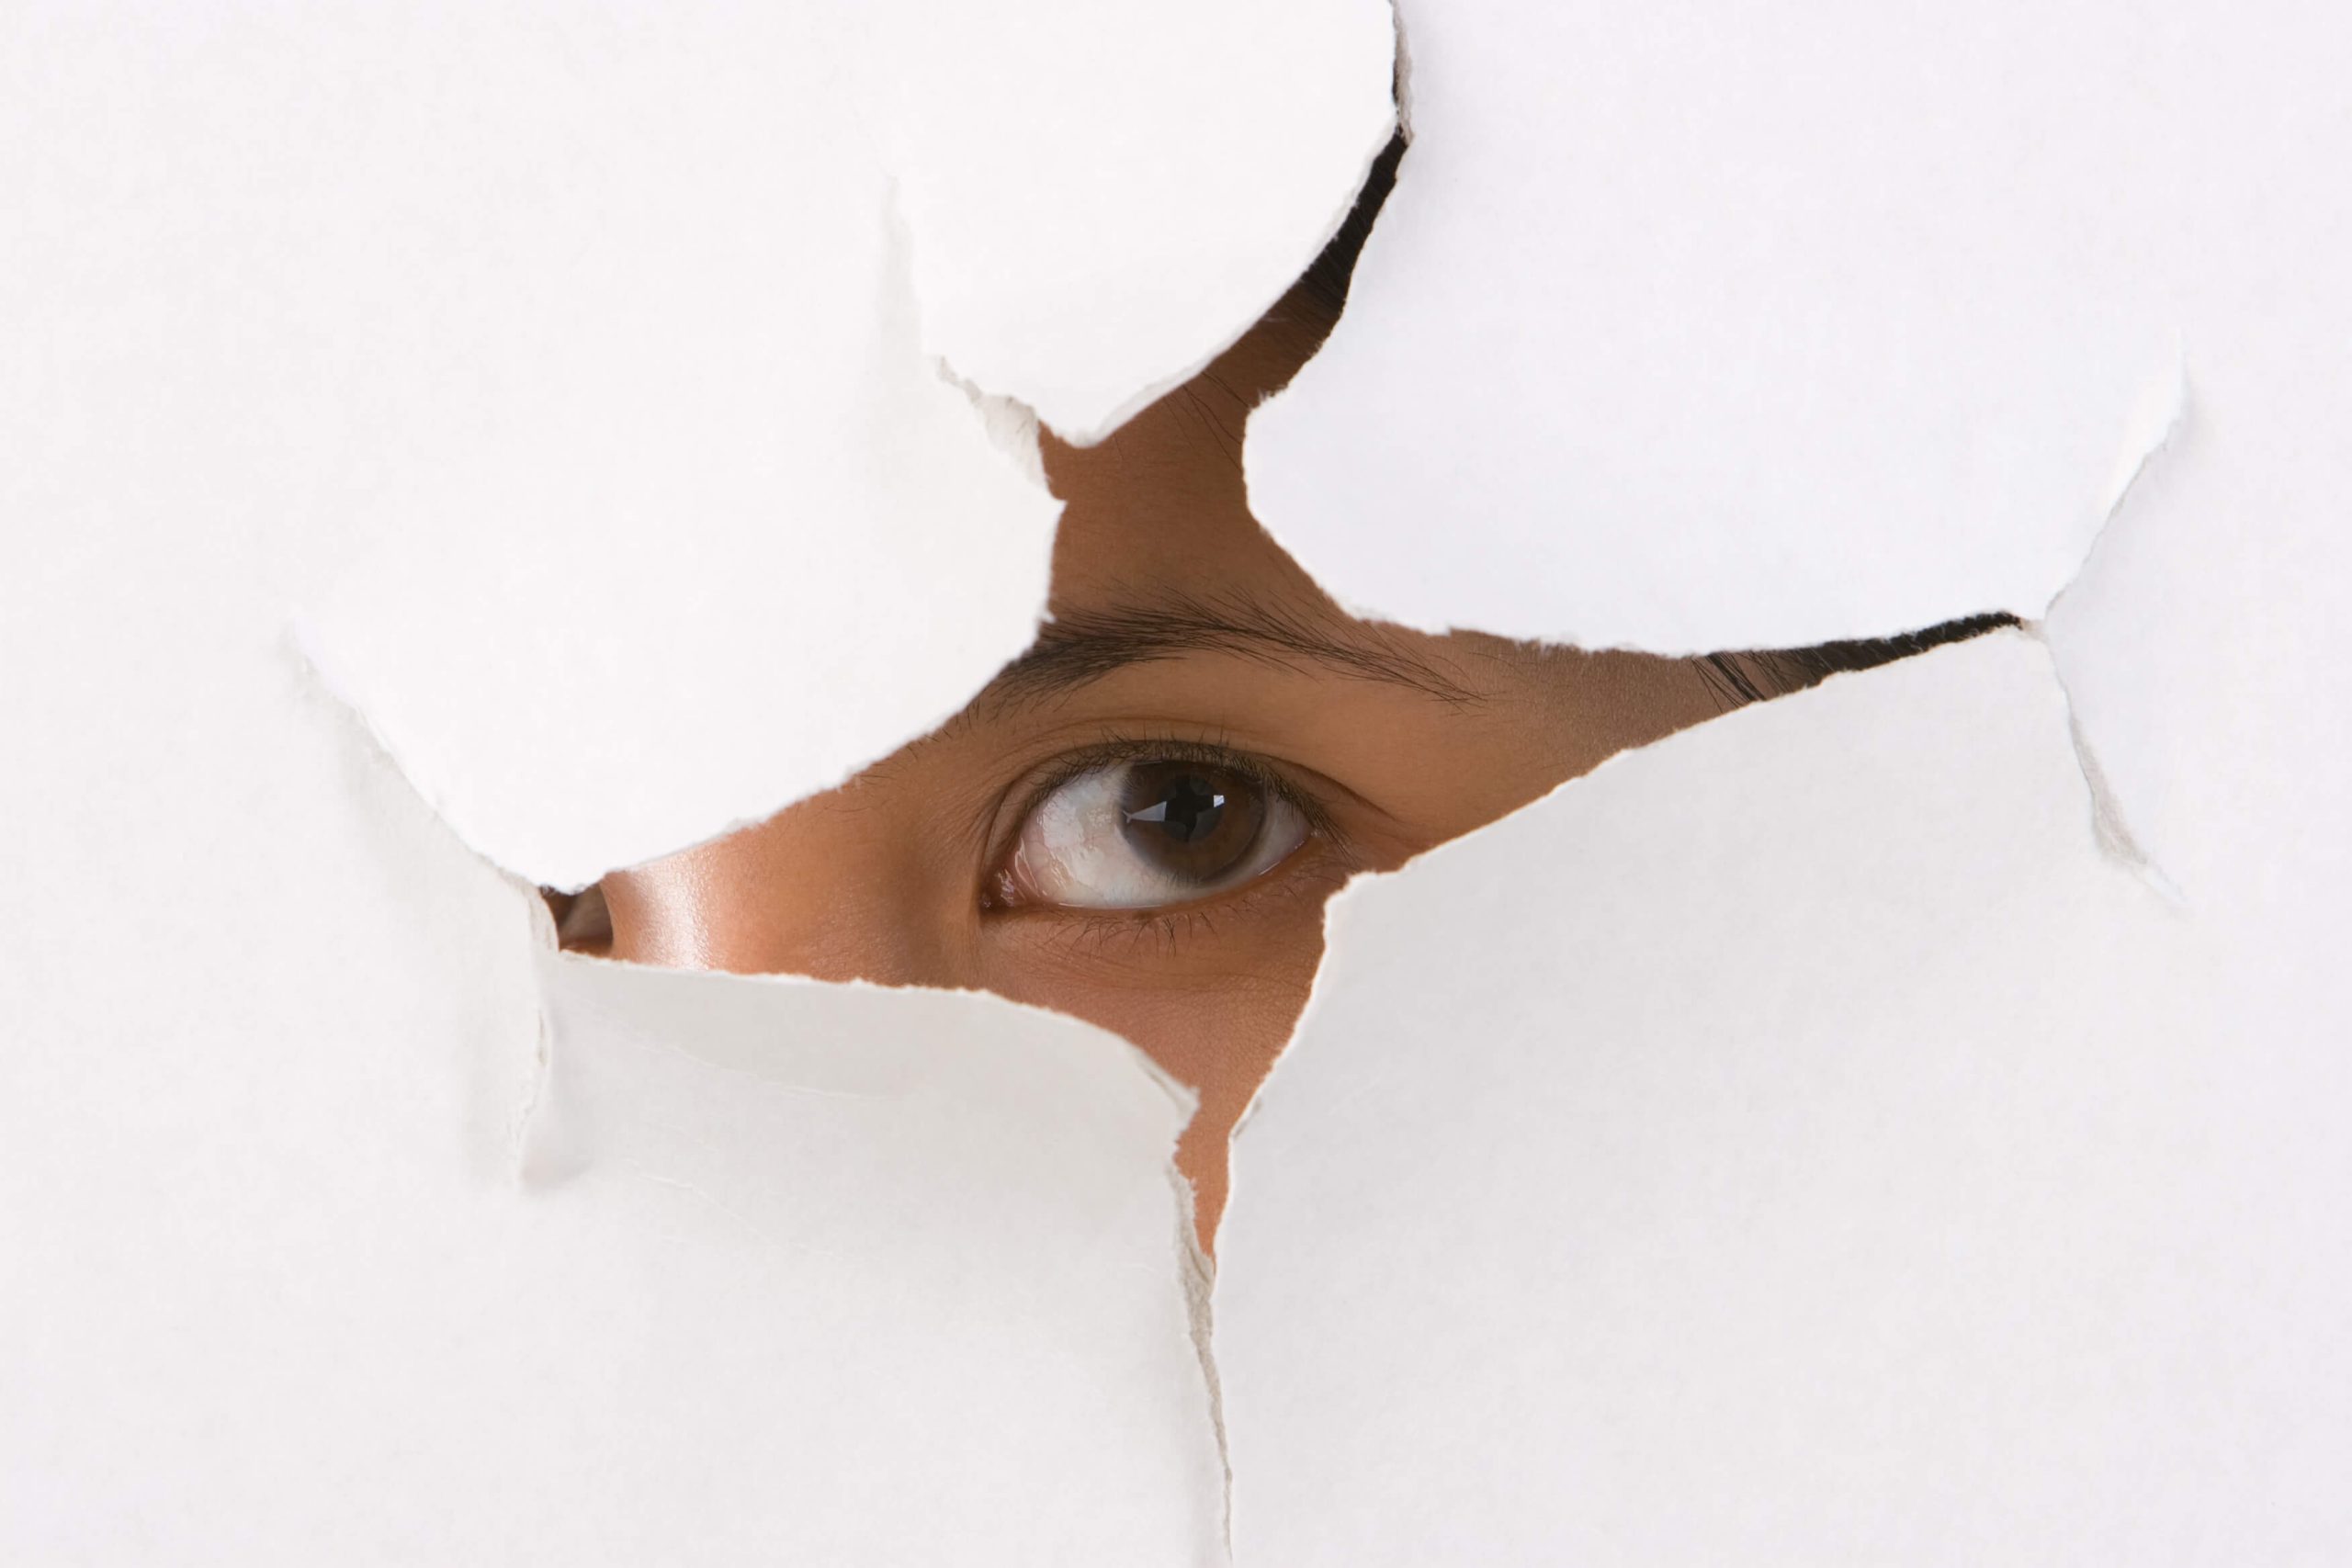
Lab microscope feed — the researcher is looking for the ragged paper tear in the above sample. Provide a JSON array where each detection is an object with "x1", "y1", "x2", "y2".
[
  {"x1": 0, "y1": 564, "x2": 1223, "y2": 1562},
  {"x1": 1220, "y1": 633, "x2": 2350, "y2": 1561},
  {"x1": 518, "y1": 953, "x2": 1224, "y2": 1562},
  {"x1": 2036, "y1": 8, "x2": 2352, "y2": 901},
  {"x1": 4, "y1": 10, "x2": 1223, "y2": 1556},
  {"x1": 0, "y1": 3, "x2": 1062, "y2": 894},
  {"x1": 1247, "y1": 0, "x2": 2185, "y2": 651},
  {"x1": 849, "y1": 0, "x2": 1397, "y2": 445},
  {"x1": 12, "y1": 0, "x2": 2352, "y2": 1561},
  {"x1": 288, "y1": 0, "x2": 1400, "y2": 890}
]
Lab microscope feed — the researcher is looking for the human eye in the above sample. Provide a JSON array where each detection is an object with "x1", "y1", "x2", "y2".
[{"x1": 985, "y1": 744, "x2": 1317, "y2": 912}]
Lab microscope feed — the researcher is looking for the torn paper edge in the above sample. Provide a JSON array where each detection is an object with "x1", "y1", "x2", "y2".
[
  {"x1": 300, "y1": 511, "x2": 1226, "y2": 1489},
  {"x1": 936, "y1": 362, "x2": 1050, "y2": 490},
  {"x1": 284, "y1": 632, "x2": 554, "y2": 1184},
  {"x1": 1388, "y1": 0, "x2": 1416, "y2": 138},
  {"x1": 287, "y1": 525, "x2": 1055, "y2": 899},
  {"x1": 2032, "y1": 340, "x2": 2191, "y2": 901},
  {"x1": 919, "y1": 103, "x2": 1404, "y2": 452},
  {"x1": 1222, "y1": 614, "x2": 2192, "y2": 1292},
  {"x1": 287, "y1": 186, "x2": 1067, "y2": 896},
  {"x1": 517, "y1": 944, "x2": 1224, "y2": 1394}
]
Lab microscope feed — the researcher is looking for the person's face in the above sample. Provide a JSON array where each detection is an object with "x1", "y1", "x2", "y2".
[{"x1": 590, "y1": 288, "x2": 1736, "y2": 1247}]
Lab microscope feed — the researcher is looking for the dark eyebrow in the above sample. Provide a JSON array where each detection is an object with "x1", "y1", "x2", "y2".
[{"x1": 978, "y1": 590, "x2": 1484, "y2": 711}]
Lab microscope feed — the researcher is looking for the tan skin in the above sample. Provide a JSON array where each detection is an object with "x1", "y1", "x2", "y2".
[{"x1": 587, "y1": 284, "x2": 1764, "y2": 1250}]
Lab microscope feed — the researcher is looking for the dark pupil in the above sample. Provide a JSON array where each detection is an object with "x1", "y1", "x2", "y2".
[
  {"x1": 1157, "y1": 773, "x2": 1222, "y2": 842},
  {"x1": 1119, "y1": 761, "x2": 1267, "y2": 884}
]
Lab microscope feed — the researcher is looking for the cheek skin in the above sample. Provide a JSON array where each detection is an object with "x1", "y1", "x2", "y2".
[
  {"x1": 582, "y1": 301, "x2": 1741, "y2": 1256},
  {"x1": 590, "y1": 663, "x2": 1722, "y2": 1257},
  {"x1": 994, "y1": 969, "x2": 1312, "y2": 1257},
  {"x1": 600, "y1": 783, "x2": 1345, "y2": 1254},
  {"x1": 599, "y1": 790, "x2": 976, "y2": 987},
  {"x1": 976, "y1": 867, "x2": 1351, "y2": 1253}
]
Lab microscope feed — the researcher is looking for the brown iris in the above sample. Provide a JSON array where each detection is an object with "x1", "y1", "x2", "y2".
[{"x1": 1116, "y1": 761, "x2": 1268, "y2": 886}]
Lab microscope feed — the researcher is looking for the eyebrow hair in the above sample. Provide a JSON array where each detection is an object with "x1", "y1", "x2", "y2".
[
  {"x1": 978, "y1": 590, "x2": 1484, "y2": 711},
  {"x1": 1693, "y1": 611, "x2": 2020, "y2": 709}
]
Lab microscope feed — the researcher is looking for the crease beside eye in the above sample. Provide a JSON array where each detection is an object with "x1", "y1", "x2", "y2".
[{"x1": 992, "y1": 753, "x2": 1310, "y2": 912}]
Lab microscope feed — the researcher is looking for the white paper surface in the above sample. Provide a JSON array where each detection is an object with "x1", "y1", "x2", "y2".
[
  {"x1": 4, "y1": 11, "x2": 1222, "y2": 1556},
  {"x1": 13, "y1": 2, "x2": 2352, "y2": 1561},
  {"x1": 1246, "y1": 0, "x2": 2186, "y2": 650},
  {"x1": 852, "y1": 0, "x2": 1397, "y2": 445},
  {"x1": 1219, "y1": 9, "x2": 2352, "y2": 1550},
  {"x1": 1220, "y1": 634, "x2": 2352, "y2": 1562},
  {"x1": 0, "y1": 3, "x2": 1062, "y2": 893},
  {"x1": 2039, "y1": 7, "x2": 2352, "y2": 910},
  {"x1": 514, "y1": 953, "x2": 1225, "y2": 1562},
  {"x1": 0, "y1": 582, "x2": 1222, "y2": 1561}
]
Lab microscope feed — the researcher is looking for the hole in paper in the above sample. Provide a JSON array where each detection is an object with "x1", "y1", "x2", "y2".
[{"x1": 546, "y1": 134, "x2": 2010, "y2": 1252}]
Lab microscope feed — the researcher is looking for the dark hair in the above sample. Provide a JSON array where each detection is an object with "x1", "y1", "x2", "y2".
[
  {"x1": 1296, "y1": 134, "x2": 1408, "y2": 322},
  {"x1": 1292, "y1": 131, "x2": 2014, "y2": 705},
  {"x1": 1695, "y1": 614, "x2": 2018, "y2": 707}
]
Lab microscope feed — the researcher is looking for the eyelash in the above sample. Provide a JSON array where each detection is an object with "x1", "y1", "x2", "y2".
[{"x1": 978, "y1": 728, "x2": 1351, "y2": 931}]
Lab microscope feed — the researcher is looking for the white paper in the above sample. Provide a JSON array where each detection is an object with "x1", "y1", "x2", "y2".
[
  {"x1": 1220, "y1": 634, "x2": 2351, "y2": 1562},
  {"x1": 514, "y1": 953, "x2": 1225, "y2": 1562},
  {"x1": 2038, "y1": 6, "x2": 2352, "y2": 906},
  {"x1": 1216, "y1": 7, "x2": 2352, "y2": 1548},
  {"x1": 0, "y1": 608, "x2": 1222, "y2": 1561},
  {"x1": 852, "y1": 0, "x2": 1397, "y2": 445},
  {"x1": 14, "y1": 3, "x2": 2352, "y2": 1561},
  {"x1": 1246, "y1": 0, "x2": 2184, "y2": 651},
  {"x1": 0, "y1": 4, "x2": 1062, "y2": 894},
  {"x1": 4, "y1": 11, "x2": 1222, "y2": 1555}
]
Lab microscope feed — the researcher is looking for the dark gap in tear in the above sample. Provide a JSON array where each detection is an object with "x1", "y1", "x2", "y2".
[{"x1": 1697, "y1": 612, "x2": 2022, "y2": 710}]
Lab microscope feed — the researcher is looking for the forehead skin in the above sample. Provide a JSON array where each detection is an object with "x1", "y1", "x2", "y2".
[{"x1": 598, "y1": 293, "x2": 1728, "y2": 1249}]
